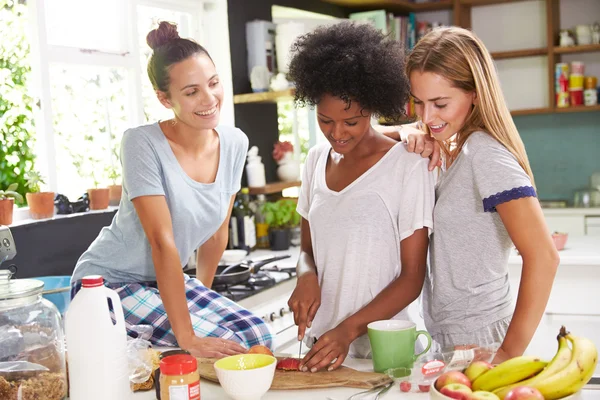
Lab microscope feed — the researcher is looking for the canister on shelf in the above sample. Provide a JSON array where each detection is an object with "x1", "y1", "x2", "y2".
[
  {"x1": 569, "y1": 74, "x2": 584, "y2": 90},
  {"x1": 570, "y1": 89, "x2": 584, "y2": 106},
  {"x1": 584, "y1": 76, "x2": 597, "y2": 90},
  {"x1": 555, "y1": 63, "x2": 569, "y2": 92},
  {"x1": 555, "y1": 63, "x2": 570, "y2": 107},
  {"x1": 584, "y1": 89, "x2": 597, "y2": 106},
  {"x1": 571, "y1": 61, "x2": 585, "y2": 75},
  {"x1": 556, "y1": 92, "x2": 570, "y2": 108}
]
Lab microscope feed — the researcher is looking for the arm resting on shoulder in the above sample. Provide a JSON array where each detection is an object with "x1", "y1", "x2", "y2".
[
  {"x1": 132, "y1": 195, "x2": 196, "y2": 347},
  {"x1": 496, "y1": 197, "x2": 559, "y2": 359},
  {"x1": 340, "y1": 228, "x2": 429, "y2": 342},
  {"x1": 196, "y1": 195, "x2": 236, "y2": 288}
]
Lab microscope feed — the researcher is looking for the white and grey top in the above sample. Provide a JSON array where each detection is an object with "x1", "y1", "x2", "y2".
[
  {"x1": 72, "y1": 122, "x2": 248, "y2": 284},
  {"x1": 297, "y1": 142, "x2": 435, "y2": 358},
  {"x1": 422, "y1": 131, "x2": 536, "y2": 347}
]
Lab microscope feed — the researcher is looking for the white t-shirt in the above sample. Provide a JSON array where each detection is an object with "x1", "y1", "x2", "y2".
[{"x1": 296, "y1": 142, "x2": 435, "y2": 357}]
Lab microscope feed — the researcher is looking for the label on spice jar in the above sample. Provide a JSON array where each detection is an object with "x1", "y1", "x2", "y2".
[{"x1": 169, "y1": 381, "x2": 200, "y2": 400}]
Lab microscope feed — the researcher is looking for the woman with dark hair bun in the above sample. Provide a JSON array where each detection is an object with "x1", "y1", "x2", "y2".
[
  {"x1": 287, "y1": 21, "x2": 435, "y2": 372},
  {"x1": 71, "y1": 21, "x2": 273, "y2": 358}
]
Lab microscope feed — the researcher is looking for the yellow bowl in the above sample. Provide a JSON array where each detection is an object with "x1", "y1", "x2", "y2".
[
  {"x1": 214, "y1": 354, "x2": 276, "y2": 400},
  {"x1": 430, "y1": 378, "x2": 582, "y2": 400}
]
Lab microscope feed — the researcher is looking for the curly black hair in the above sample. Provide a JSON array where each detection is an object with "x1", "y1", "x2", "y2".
[{"x1": 287, "y1": 21, "x2": 409, "y2": 123}]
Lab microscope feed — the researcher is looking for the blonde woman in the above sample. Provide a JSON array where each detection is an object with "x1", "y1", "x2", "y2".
[{"x1": 390, "y1": 27, "x2": 559, "y2": 363}]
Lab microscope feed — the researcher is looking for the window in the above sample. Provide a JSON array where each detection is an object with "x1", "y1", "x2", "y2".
[{"x1": 24, "y1": 0, "x2": 231, "y2": 200}]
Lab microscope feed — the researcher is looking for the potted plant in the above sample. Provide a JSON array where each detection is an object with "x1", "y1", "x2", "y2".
[
  {"x1": 272, "y1": 141, "x2": 300, "y2": 182},
  {"x1": 87, "y1": 174, "x2": 110, "y2": 210},
  {"x1": 106, "y1": 165, "x2": 122, "y2": 206},
  {"x1": 72, "y1": 140, "x2": 110, "y2": 211},
  {"x1": 261, "y1": 199, "x2": 301, "y2": 251},
  {"x1": 0, "y1": 183, "x2": 23, "y2": 225},
  {"x1": 25, "y1": 171, "x2": 55, "y2": 219}
]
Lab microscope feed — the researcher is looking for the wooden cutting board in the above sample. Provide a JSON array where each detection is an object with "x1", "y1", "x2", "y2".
[{"x1": 197, "y1": 357, "x2": 392, "y2": 390}]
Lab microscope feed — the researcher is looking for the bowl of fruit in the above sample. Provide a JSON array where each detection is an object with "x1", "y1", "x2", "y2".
[{"x1": 430, "y1": 326, "x2": 594, "y2": 400}]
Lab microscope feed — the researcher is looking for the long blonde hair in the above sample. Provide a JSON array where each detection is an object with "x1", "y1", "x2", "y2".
[{"x1": 406, "y1": 26, "x2": 535, "y2": 185}]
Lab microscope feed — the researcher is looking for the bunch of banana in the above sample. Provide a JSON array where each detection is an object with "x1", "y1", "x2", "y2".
[
  {"x1": 491, "y1": 326, "x2": 598, "y2": 400},
  {"x1": 471, "y1": 356, "x2": 547, "y2": 392},
  {"x1": 493, "y1": 332, "x2": 572, "y2": 399}
]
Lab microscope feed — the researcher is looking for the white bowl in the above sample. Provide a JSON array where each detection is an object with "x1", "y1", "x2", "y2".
[
  {"x1": 430, "y1": 378, "x2": 582, "y2": 400},
  {"x1": 220, "y1": 249, "x2": 248, "y2": 265},
  {"x1": 214, "y1": 354, "x2": 276, "y2": 400}
]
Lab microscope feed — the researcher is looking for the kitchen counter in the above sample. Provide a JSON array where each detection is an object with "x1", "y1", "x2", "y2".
[
  {"x1": 508, "y1": 235, "x2": 600, "y2": 267},
  {"x1": 131, "y1": 357, "x2": 600, "y2": 399},
  {"x1": 542, "y1": 208, "x2": 600, "y2": 216}
]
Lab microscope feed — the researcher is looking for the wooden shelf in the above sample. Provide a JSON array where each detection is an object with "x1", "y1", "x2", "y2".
[
  {"x1": 460, "y1": 0, "x2": 531, "y2": 5},
  {"x1": 510, "y1": 105, "x2": 600, "y2": 116},
  {"x1": 511, "y1": 107, "x2": 553, "y2": 116},
  {"x1": 491, "y1": 48, "x2": 548, "y2": 60},
  {"x1": 320, "y1": 0, "x2": 452, "y2": 13},
  {"x1": 553, "y1": 105, "x2": 600, "y2": 114},
  {"x1": 248, "y1": 181, "x2": 301, "y2": 195},
  {"x1": 233, "y1": 89, "x2": 295, "y2": 104},
  {"x1": 553, "y1": 44, "x2": 600, "y2": 55}
]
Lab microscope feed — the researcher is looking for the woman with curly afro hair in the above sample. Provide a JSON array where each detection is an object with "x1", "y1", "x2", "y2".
[{"x1": 287, "y1": 21, "x2": 436, "y2": 372}]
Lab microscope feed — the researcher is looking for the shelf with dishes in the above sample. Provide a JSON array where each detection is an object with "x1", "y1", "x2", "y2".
[
  {"x1": 553, "y1": 44, "x2": 600, "y2": 55},
  {"x1": 233, "y1": 89, "x2": 295, "y2": 104},
  {"x1": 319, "y1": 0, "x2": 452, "y2": 13}
]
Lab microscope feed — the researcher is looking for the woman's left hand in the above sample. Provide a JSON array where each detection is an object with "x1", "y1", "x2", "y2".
[{"x1": 299, "y1": 326, "x2": 352, "y2": 372}]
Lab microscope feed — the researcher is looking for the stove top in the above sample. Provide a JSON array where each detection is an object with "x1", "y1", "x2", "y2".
[{"x1": 212, "y1": 270, "x2": 296, "y2": 302}]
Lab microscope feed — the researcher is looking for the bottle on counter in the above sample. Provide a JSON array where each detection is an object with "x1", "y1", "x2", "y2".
[
  {"x1": 254, "y1": 194, "x2": 270, "y2": 249},
  {"x1": 232, "y1": 188, "x2": 256, "y2": 252},
  {"x1": 65, "y1": 275, "x2": 130, "y2": 400},
  {"x1": 159, "y1": 354, "x2": 200, "y2": 400}
]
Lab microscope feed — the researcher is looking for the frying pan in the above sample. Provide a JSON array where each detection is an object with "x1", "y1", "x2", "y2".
[{"x1": 183, "y1": 254, "x2": 292, "y2": 287}]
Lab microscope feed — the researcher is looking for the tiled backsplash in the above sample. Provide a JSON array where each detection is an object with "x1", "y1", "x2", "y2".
[{"x1": 515, "y1": 112, "x2": 600, "y2": 203}]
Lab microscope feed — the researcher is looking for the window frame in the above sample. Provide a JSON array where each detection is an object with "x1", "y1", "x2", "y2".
[{"x1": 26, "y1": 0, "x2": 232, "y2": 195}]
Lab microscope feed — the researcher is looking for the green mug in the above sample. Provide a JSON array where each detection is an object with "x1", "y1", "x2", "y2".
[{"x1": 367, "y1": 320, "x2": 432, "y2": 373}]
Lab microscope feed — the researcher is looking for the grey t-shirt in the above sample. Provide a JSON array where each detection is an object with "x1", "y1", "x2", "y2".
[
  {"x1": 422, "y1": 132, "x2": 536, "y2": 344},
  {"x1": 71, "y1": 123, "x2": 248, "y2": 283}
]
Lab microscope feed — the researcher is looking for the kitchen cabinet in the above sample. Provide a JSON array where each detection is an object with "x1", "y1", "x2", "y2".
[
  {"x1": 508, "y1": 236, "x2": 600, "y2": 364},
  {"x1": 543, "y1": 208, "x2": 600, "y2": 235}
]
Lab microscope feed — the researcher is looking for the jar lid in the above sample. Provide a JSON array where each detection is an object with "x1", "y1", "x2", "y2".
[
  {"x1": 0, "y1": 278, "x2": 44, "y2": 301},
  {"x1": 160, "y1": 354, "x2": 198, "y2": 376}
]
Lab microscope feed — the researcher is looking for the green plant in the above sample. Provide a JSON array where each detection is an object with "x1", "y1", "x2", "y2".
[
  {"x1": 0, "y1": 0, "x2": 36, "y2": 205},
  {"x1": 261, "y1": 199, "x2": 300, "y2": 229},
  {"x1": 0, "y1": 183, "x2": 24, "y2": 203},
  {"x1": 25, "y1": 170, "x2": 45, "y2": 193},
  {"x1": 106, "y1": 164, "x2": 121, "y2": 185}
]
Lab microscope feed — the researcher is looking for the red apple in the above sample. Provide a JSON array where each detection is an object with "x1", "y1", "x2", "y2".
[
  {"x1": 436, "y1": 371, "x2": 472, "y2": 391},
  {"x1": 276, "y1": 357, "x2": 301, "y2": 371},
  {"x1": 469, "y1": 391, "x2": 501, "y2": 400},
  {"x1": 440, "y1": 383, "x2": 473, "y2": 400},
  {"x1": 400, "y1": 381, "x2": 412, "y2": 392},
  {"x1": 248, "y1": 345, "x2": 274, "y2": 357},
  {"x1": 504, "y1": 386, "x2": 544, "y2": 400},
  {"x1": 464, "y1": 361, "x2": 493, "y2": 382}
]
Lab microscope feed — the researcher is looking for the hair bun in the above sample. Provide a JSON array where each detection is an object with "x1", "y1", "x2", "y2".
[{"x1": 146, "y1": 21, "x2": 180, "y2": 50}]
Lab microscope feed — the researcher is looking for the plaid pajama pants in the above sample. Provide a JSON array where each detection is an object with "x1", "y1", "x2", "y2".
[{"x1": 71, "y1": 277, "x2": 274, "y2": 350}]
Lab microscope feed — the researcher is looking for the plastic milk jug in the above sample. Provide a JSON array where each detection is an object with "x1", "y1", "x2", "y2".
[{"x1": 65, "y1": 275, "x2": 131, "y2": 399}]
